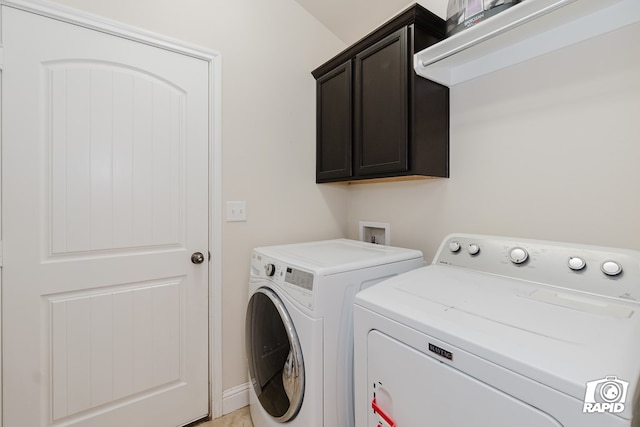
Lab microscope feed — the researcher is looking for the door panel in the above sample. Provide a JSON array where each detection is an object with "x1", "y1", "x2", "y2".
[
  {"x1": 2, "y1": 6, "x2": 209, "y2": 426},
  {"x1": 49, "y1": 278, "x2": 184, "y2": 420},
  {"x1": 48, "y1": 62, "x2": 185, "y2": 255},
  {"x1": 354, "y1": 28, "x2": 408, "y2": 176},
  {"x1": 316, "y1": 61, "x2": 352, "y2": 182},
  {"x1": 367, "y1": 331, "x2": 562, "y2": 427}
]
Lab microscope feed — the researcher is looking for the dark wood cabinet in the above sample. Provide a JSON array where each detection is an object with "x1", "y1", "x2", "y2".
[
  {"x1": 312, "y1": 4, "x2": 449, "y2": 183},
  {"x1": 316, "y1": 61, "x2": 352, "y2": 181},
  {"x1": 355, "y1": 28, "x2": 408, "y2": 177}
]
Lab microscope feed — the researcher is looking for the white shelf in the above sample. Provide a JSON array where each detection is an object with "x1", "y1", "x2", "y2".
[{"x1": 414, "y1": 0, "x2": 640, "y2": 86}]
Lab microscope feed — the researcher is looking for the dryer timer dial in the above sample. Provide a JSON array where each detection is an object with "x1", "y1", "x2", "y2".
[
  {"x1": 264, "y1": 263, "x2": 276, "y2": 277},
  {"x1": 468, "y1": 244, "x2": 480, "y2": 256}
]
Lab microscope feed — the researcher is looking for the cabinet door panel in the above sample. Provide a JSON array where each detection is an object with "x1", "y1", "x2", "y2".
[
  {"x1": 355, "y1": 28, "x2": 408, "y2": 176},
  {"x1": 316, "y1": 61, "x2": 352, "y2": 182}
]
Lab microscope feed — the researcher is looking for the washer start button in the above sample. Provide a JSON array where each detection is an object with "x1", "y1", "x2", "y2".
[
  {"x1": 601, "y1": 261, "x2": 622, "y2": 277},
  {"x1": 509, "y1": 247, "x2": 528, "y2": 264}
]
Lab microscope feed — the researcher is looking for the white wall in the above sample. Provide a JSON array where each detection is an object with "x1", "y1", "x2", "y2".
[
  {"x1": 48, "y1": 0, "x2": 349, "y2": 393},
  {"x1": 347, "y1": 22, "x2": 640, "y2": 261}
]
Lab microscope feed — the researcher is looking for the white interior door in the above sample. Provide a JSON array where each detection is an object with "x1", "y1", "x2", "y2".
[{"x1": 2, "y1": 5, "x2": 210, "y2": 426}]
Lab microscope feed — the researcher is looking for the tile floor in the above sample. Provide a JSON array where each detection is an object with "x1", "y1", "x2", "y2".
[{"x1": 198, "y1": 406, "x2": 253, "y2": 427}]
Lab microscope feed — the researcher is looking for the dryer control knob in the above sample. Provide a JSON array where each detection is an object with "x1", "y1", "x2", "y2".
[
  {"x1": 468, "y1": 244, "x2": 480, "y2": 256},
  {"x1": 449, "y1": 241, "x2": 461, "y2": 252},
  {"x1": 601, "y1": 260, "x2": 622, "y2": 277},
  {"x1": 509, "y1": 247, "x2": 528, "y2": 264},
  {"x1": 264, "y1": 263, "x2": 276, "y2": 277},
  {"x1": 568, "y1": 257, "x2": 586, "y2": 271}
]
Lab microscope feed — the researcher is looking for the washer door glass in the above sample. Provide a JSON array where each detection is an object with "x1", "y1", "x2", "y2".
[{"x1": 246, "y1": 287, "x2": 305, "y2": 422}]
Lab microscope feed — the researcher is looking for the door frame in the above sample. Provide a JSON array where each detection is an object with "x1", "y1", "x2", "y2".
[{"x1": 0, "y1": 0, "x2": 224, "y2": 422}]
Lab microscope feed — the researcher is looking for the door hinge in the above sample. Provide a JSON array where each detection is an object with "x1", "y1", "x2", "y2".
[
  {"x1": 0, "y1": 240, "x2": 3, "y2": 267},
  {"x1": 0, "y1": 46, "x2": 4, "y2": 69}
]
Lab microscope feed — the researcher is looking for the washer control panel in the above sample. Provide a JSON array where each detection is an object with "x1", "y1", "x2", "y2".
[
  {"x1": 252, "y1": 253, "x2": 315, "y2": 309},
  {"x1": 435, "y1": 234, "x2": 640, "y2": 302}
]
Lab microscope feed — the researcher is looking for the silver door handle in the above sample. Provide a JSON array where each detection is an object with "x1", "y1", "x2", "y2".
[{"x1": 191, "y1": 252, "x2": 205, "y2": 264}]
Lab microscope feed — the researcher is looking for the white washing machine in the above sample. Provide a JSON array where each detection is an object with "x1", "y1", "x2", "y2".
[
  {"x1": 245, "y1": 239, "x2": 424, "y2": 427},
  {"x1": 354, "y1": 234, "x2": 640, "y2": 427}
]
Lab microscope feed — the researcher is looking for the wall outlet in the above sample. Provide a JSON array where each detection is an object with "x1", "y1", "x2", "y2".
[
  {"x1": 226, "y1": 201, "x2": 247, "y2": 222},
  {"x1": 359, "y1": 221, "x2": 390, "y2": 245}
]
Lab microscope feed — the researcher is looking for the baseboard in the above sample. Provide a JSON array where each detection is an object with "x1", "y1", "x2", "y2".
[{"x1": 222, "y1": 382, "x2": 250, "y2": 415}]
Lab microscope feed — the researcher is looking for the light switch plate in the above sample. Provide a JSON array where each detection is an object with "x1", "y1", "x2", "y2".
[{"x1": 226, "y1": 201, "x2": 247, "y2": 222}]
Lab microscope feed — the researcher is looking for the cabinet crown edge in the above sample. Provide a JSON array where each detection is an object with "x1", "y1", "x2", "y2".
[{"x1": 311, "y1": 3, "x2": 444, "y2": 79}]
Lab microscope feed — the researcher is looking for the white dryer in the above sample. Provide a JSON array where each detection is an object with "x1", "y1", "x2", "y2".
[
  {"x1": 354, "y1": 234, "x2": 640, "y2": 427},
  {"x1": 246, "y1": 239, "x2": 424, "y2": 427}
]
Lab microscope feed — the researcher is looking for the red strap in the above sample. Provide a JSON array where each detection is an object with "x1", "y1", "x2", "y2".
[{"x1": 371, "y1": 397, "x2": 396, "y2": 427}]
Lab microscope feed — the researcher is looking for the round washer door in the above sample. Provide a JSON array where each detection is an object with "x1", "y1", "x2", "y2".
[{"x1": 246, "y1": 287, "x2": 305, "y2": 422}]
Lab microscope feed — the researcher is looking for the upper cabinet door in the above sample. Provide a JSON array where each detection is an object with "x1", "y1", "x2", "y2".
[
  {"x1": 316, "y1": 61, "x2": 353, "y2": 182},
  {"x1": 355, "y1": 28, "x2": 408, "y2": 177}
]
